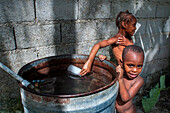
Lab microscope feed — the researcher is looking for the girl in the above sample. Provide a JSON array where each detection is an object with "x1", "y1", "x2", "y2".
[{"x1": 80, "y1": 10, "x2": 136, "y2": 76}]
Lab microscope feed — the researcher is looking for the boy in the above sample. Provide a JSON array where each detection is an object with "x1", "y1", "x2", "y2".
[{"x1": 115, "y1": 45, "x2": 144, "y2": 113}]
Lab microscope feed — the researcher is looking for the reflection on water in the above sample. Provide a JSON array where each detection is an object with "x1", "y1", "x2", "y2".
[{"x1": 32, "y1": 71, "x2": 112, "y2": 95}]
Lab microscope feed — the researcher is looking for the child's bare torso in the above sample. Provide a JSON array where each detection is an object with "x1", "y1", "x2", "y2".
[
  {"x1": 115, "y1": 76, "x2": 142, "y2": 113},
  {"x1": 112, "y1": 45, "x2": 125, "y2": 65},
  {"x1": 111, "y1": 37, "x2": 133, "y2": 65}
]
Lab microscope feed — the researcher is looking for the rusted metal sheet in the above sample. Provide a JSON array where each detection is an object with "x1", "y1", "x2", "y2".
[{"x1": 18, "y1": 54, "x2": 119, "y2": 113}]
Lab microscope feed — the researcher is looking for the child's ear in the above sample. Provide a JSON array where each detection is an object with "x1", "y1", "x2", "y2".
[
  {"x1": 122, "y1": 22, "x2": 128, "y2": 29},
  {"x1": 119, "y1": 59, "x2": 123, "y2": 68}
]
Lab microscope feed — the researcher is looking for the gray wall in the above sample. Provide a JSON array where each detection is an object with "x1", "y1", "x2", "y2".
[{"x1": 0, "y1": 0, "x2": 169, "y2": 110}]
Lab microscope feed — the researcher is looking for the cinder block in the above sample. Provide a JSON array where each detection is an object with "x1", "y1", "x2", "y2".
[
  {"x1": 76, "y1": 41, "x2": 97, "y2": 54},
  {"x1": 143, "y1": 61, "x2": 158, "y2": 76},
  {"x1": 163, "y1": 18, "x2": 170, "y2": 34},
  {"x1": 111, "y1": 1, "x2": 135, "y2": 18},
  {"x1": 0, "y1": 0, "x2": 34, "y2": 23},
  {"x1": 134, "y1": 19, "x2": 147, "y2": 37},
  {"x1": 0, "y1": 49, "x2": 38, "y2": 72},
  {"x1": 37, "y1": 44, "x2": 76, "y2": 59},
  {"x1": 144, "y1": 45, "x2": 160, "y2": 63},
  {"x1": 140, "y1": 62, "x2": 149, "y2": 77},
  {"x1": 134, "y1": 41, "x2": 143, "y2": 49},
  {"x1": 145, "y1": 32, "x2": 160, "y2": 49},
  {"x1": 149, "y1": 0, "x2": 170, "y2": 2},
  {"x1": 15, "y1": 24, "x2": 61, "y2": 49},
  {"x1": 79, "y1": 0, "x2": 111, "y2": 19},
  {"x1": 135, "y1": 2, "x2": 157, "y2": 18},
  {"x1": 0, "y1": 26, "x2": 15, "y2": 51},
  {"x1": 36, "y1": 0, "x2": 78, "y2": 20},
  {"x1": 111, "y1": 1, "x2": 157, "y2": 18},
  {"x1": 35, "y1": 45, "x2": 60, "y2": 59},
  {"x1": 61, "y1": 23, "x2": 77, "y2": 43},
  {"x1": 61, "y1": 21, "x2": 97, "y2": 43},
  {"x1": 163, "y1": 33, "x2": 170, "y2": 45},
  {"x1": 56, "y1": 44, "x2": 76, "y2": 54},
  {"x1": 157, "y1": 45, "x2": 170, "y2": 60},
  {"x1": 146, "y1": 19, "x2": 165, "y2": 36},
  {"x1": 96, "y1": 46, "x2": 111, "y2": 59},
  {"x1": 150, "y1": 33, "x2": 170, "y2": 47},
  {"x1": 149, "y1": 59, "x2": 169, "y2": 74},
  {"x1": 145, "y1": 19, "x2": 169, "y2": 47},
  {"x1": 156, "y1": 4, "x2": 170, "y2": 18},
  {"x1": 76, "y1": 40, "x2": 112, "y2": 60},
  {"x1": 96, "y1": 20, "x2": 117, "y2": 40},
  {"x1": 135, "y1": 35, "x2": 152, "y2": 51},
  {"x1": 141, "y1": 59, "x2": 167, "y2": 79},
  {"x1": 145, "y1": 34, "x2": 162, "y2": 48}
]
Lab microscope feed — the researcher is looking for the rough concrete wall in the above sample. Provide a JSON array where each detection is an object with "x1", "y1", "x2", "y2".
[{"x1": 0, "y1": 0, "x2": 169, "y2": 110}]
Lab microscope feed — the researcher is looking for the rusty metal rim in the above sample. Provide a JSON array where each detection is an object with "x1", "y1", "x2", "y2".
[{"x1": 18, "y1": 54, "x2": 118, "y2": 98}]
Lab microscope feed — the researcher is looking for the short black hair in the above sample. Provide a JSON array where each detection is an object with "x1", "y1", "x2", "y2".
[
  {"x1": 116, "y1": 10, "x2": 136, "y2": 28},
  {"x1": 122, "y1": 45, "x2": 144, "y2": 60}
]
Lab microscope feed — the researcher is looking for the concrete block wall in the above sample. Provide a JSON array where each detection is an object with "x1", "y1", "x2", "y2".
[{"x1": 0, "y1": 0, "x2": 169, "y2": 110}]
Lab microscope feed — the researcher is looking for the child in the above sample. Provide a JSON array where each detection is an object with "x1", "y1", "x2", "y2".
[
  {"x1": 115, "y1": 45, "x2": 144, "y2": 113},
  {"x1": 80, "y1": 10, "x2": 136, "y2": 76}
]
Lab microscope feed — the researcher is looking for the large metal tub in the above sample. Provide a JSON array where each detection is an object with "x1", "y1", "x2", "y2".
[{"x1": 18, "y1": 54, "x2": 119, "y2": 113}]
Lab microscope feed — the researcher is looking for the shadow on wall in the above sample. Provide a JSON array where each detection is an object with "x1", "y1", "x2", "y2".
[
  {"x1": 51, "y1": 0, "x2": 77, "y2": 55},
  {"x1": 0, "y1": 0, "x2": 77, "y2": 111},
  {"x1": 0, "y1": 0, "x2": 30, "y2": 111}
]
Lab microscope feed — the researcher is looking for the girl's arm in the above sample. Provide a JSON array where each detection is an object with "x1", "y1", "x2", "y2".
[
  {"x1": 80, "y1": 37, "x2": 118, "y2": 76},
  {"x1": 116, "y1": 65, "x2": 144, "y2": 102}
]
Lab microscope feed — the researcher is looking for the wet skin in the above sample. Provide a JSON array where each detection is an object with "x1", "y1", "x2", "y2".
[
  {"x1": 125, "y1": 17, "x2": 137, "y2": 36},
  {"x1": 123, "y1": 51, "x2": 144, "y2": 80},
  {"x1": 80, "y1": 16, "x2": 137, "y2": 76},
  {"x1": 111, "y1": 17, "x2": 137, "y2": 65},
  {"x1": 116, "y1": 51, "x2": 144, "y2": 113}
]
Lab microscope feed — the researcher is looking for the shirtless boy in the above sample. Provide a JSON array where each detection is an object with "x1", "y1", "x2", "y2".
[
  {"x1": 80, "y1": 10, "x2": 136, "y2": 76},
  {"x1": 115, "y1": 45, "x2": 144, "y2": 113}
]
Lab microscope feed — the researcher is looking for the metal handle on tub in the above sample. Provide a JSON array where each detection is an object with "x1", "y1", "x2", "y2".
[{"x1": 0, "y1": 62, "x2": 40, "y2": 93}]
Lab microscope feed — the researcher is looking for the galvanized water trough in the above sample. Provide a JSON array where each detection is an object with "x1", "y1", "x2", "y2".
[{"x1": 18, "y1": 54, "x2": 119, "y2": 113}]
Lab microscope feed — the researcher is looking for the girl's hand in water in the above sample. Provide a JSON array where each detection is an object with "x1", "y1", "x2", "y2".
[
  {"x1": 99, "y1": 54, "x2": 107, "y2": 61},
  {"x1": 80, "y1": 60, "x2": 91, "y2": 76},
  {"x1": 116, "y1": 65, "x2": 124, "y2": 79}
]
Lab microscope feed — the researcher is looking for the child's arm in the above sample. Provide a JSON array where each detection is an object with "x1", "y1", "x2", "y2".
[
  {"x1": 80, "y1": 37, "x2": 118, "y2": 76},
  {"x1": 116, "y1": 65, "x2": 144, "y2": 102}
]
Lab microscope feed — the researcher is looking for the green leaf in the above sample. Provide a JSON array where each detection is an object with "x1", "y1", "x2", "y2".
[
  {"x1": 160, "y1": 75, "x2": 166, "y2": 89},
  {"x1": 142, "y1": 83, "x2": 161, "y2": 113},
  {"x1": 142, "y1": 97, "x2": 155, "y2": 113},
  {"x1": 149, "y1": 83, "x2": 159, "y2": 97}
]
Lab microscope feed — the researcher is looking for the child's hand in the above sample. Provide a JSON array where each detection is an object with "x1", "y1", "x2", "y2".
[
  {"x1": 80, "y1": 60, "x2": 91, "y2": 76},
  {"x1": 99, "y1": 54, "x2": 107, "y2": 61},
  {"x1": 116, "y1": 65, "x2": 124, "y2": 79},
  {"x1": 116, "y1": 36, "x2": 126, "y2": 45}
]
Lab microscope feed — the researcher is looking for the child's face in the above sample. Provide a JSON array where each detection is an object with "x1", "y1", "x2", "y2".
[
  {"x1": 125, "y1": 17, "x2": 137, "y2": 36},
  {"x1": 123, "y1": 51, "x2": 144, "y2": 79}
]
